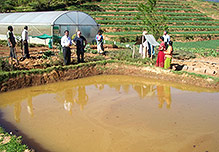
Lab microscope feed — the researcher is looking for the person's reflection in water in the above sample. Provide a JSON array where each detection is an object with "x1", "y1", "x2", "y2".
[
  {"x1": 14, "y1": 102, "x2": 21, "y2": 123},
  {"x1": 76, "y1": 86, "x2": 88, "y2": 111},
  {"x1": 27, "y1": 96, "x2": 34, "y2": 117},
  {"x1": 133, "y1": 84, "x2": 156, "y2": 99},
  {"x1": 63, "y1": 88, "x2": 77, "y2": 115},
  {"x1": 122, "y1": 84, "x2": 130, "y2": 93},
  {"x1": 157, "y1": 85, "x2": 171, "y2": 109},
  {"x1": 95, "y1": 84, "x2": 104, "y2": 91},
  {"x1": 108, "y1": 84, "x2": 121, "y2": 92},
  {"x1": 163, "y1": 86, "x2": 171, "y2": 109}
]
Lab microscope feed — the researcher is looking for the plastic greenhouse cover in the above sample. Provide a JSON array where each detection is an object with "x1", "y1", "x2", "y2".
[
  {"x1": 0, "y1": 11, "x2": 98, "y2": 26},
  {"x1": 0, "y1": 11, "x2": 66, "y2": 25}
]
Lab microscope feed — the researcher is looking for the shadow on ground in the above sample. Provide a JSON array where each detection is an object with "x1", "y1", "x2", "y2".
[{"x1": 0, "y1": 110, "x2": 51, "y2": 152}]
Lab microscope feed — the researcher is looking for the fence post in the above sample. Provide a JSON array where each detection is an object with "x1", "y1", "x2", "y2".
[{"x1": 132, "y1": 45, "x2": 135, "y2": 58}]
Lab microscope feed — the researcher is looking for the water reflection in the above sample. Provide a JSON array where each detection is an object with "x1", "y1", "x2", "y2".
[
  {"x1": 133, "y1": 84, "x2": 156, "y2": 99},
  {"x1": 14, "y1": 102, "x2": 21, "y2": 123},
  {"x1": 0, "y1": 75, "x2": 218, "y2": 152},
  {"x1": 157, "y1": 85, "x2": 171, "y2": 109},
  {"x1": 4, "y1": 82, "x2": 171, "y2": 122},
  {"x1": 12, "y1": 84, "x2": 171, "y2": 121},
  {"x1": 13, "y1": 95, "x2": 34, "y2": 123},
  {"x1": 1, "y1": 75, "x2": 217, "y2": 122}
]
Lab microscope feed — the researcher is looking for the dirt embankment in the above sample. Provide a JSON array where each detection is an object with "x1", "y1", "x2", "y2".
[{"x1": 0, "y1": 63, "x2": 218, "y2": 93}]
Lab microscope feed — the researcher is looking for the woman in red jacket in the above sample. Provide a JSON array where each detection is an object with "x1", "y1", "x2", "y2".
[{"x1": 156, "y1": 36, "x2": 166, "y2": 68}]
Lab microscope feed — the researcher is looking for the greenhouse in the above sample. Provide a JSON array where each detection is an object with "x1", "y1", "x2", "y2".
[{"x1": 0, "y1": 11, "x2": 100, "y2": 44}]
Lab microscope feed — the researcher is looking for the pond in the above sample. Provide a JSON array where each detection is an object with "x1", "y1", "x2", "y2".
[{"x1": 0, "y1": 75, "x2": 219, "y2": 152}]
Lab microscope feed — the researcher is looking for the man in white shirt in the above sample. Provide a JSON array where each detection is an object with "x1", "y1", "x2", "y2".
[
  {"x1": 22, "y1": 26, "x2": 30, "y2": 58},
  {"x1": 163, "y1": 31, "x2": 170, "y2": 49},
  {"x1": 61, "y1": 30, "x2": 72, "y2": 65}
]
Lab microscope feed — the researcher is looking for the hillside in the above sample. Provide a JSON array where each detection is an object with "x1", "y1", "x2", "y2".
[{"x1": 79, "y1": 0, "x2": 219, "y2": 43}]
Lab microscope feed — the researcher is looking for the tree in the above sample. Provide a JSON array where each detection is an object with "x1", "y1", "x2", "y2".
[
  {"x1": 0, "y1": 0, "x2": 16, "y2": 12},
  {"x1": 137, "y1": 0, "x2": 168, "y2": 40}
]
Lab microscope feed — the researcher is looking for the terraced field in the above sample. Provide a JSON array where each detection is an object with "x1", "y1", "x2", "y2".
[{"x1": 84, "y1": 0, "x2": 219, "y2": 42}]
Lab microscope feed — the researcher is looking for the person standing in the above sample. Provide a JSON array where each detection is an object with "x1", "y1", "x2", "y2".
[
  {"x1": 73, "y1": 31, "x2": 87, "y2": 63},
  {"x1": 61, "y1": 30, "x2": 72, "y2": 65},
  {"x1": 156, "y1": 36, "x2": 166, "y2": 68},
  {"x1": 96, "y1": 31, "x2": 104, "y2": 53},
  {"x1": 7, "y1": 26, "x2": 18, "y2": 62},
  {"x1": 164, "y1": 41, "x2": 173, "y2": 69},
  {"x1": 22, "y1": 26, "x2": 30, "y2": 59},
  {"x1": 163, "y1": 31, "x2": 170, "y2": 49},
  {"x1": 139, "y1": 31, "x2": 147, "y2": 58}
]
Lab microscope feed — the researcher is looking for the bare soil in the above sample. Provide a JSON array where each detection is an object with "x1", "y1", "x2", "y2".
[{"x1": 0, "y1": 45, "x2": 218, "y2": 92}]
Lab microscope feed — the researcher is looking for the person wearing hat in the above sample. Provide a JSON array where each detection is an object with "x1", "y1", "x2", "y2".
[
  {"x1": 7, "y1": 26, "x2": 17, "y2": 60},
  {"x1": 22, "y1": 26, "x2": 30, "y2": 59},
  {"x1": 139, "y1": 31, "x2": 148, "y2": 59},
  {"x1": 142, "y1": 31, "x2": 149, "y2": 58}
]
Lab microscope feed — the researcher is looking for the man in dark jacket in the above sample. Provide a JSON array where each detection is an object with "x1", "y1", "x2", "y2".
[
  {"x1": 7, "y1": 26, "x2": 17, "y2": 60},
  {"x1": 73, "y1": 31, "x2": 87, "y2": 63}
]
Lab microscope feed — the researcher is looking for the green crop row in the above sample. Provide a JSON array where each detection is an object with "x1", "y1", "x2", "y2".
[
  {"x1": 87, "y1": 11, "x2": 206, "y2": 17},
  {"x1": 96, "y1": 19, "x2": 219, "y2": 26},
  {"x1": 100, "y1": 25, "x2": 219, "y2": 32},
  {"x1": 94, "y1": 15, "x2": 212, "y2": 21},
  {"x1": 101, "y1": 7, "x2": 198, "y2": 12},
  {"x1": 98, "y1": 4, "x2": 191, "y2": 9},
  {"x1": 101, "y1": 25, "x2": 219, "y2": 32},
  {"x1": 106, "y1": 31, "x2": 141, "y2": 35},
  {"x1": 96, "y1": 20, "x2": 142, "y2": 25},
  {"x1": 101, "y1": 25, "x2": 219, "y2": 29},
  {"x1": 168, "y1": 20, "x2": 219, "y2": 24},
  {"x1": 171, "y1": 31, "x2": 219, "y2": 34},
  {"x1": 105, "y1": 31, "x2": 219, "y2": 35}
]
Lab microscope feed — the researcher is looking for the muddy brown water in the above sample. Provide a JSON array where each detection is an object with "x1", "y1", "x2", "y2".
[{"x1": 0, "y1": 75, "x2": 219, "y2": 152}]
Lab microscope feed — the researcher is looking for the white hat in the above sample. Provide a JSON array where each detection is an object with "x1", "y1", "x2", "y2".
[{"x1": 143, "y1": 31, "x2": 148, "y2": 35}]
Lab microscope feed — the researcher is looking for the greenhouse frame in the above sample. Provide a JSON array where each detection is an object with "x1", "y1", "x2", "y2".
[{"x1": 0, "y1": 11, "x2": 100, "y2": 44}]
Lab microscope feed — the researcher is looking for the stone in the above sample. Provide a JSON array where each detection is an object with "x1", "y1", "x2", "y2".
[
  {"x1": 206, "y1": 69, "x2": 216, "y2": 75},
  {"x1": 193, "y1": 68, "x2": 206, "y2": 73},
  {"x1": 182, "y1": 65, "x2": 188, "y2": 71}
]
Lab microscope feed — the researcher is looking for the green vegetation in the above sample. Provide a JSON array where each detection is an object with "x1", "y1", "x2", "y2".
[
  {"x1": 1, "y1": 0, "x2": 218, "y2": 42},
  {"x1": 184, "y1": 0, "x2": 219, "y2": 19},
  {"x1": 0, "y1": 0, "x2": 100, "y2": 12},
  {"x1": 0, "y1": 127, "x2": 30, "y2": 152},
  {"x1": 87, "y1": 0, "x2": 219, "y2": 42},
  {"x1": 174, "y1": 40, "x2": 219, "y2": 49}
]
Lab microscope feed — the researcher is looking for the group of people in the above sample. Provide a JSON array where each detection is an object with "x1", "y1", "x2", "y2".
[
  {"x1": 156, "y1": 31, "x2": 173, "y2": 69},
  {"x1": 138, "y1": 30, "x2": 173, "y2": 69},
  {"x1": 61, "y1": 30, "x2": 87, "y2": 65},
  {"x1": 7, "y1": 25, "x2": 173, "y2": 69},
  {"x1": 7, "y1": 25, "x2": 103, "y2": 65},
  {"x1": 7, "y1": 25, "x2": 30, "y2": 61},
  {"x1": 61, "y1": 29, "x2": 105, "y2": 65}
]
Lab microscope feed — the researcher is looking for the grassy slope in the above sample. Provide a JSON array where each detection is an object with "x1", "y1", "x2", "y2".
[
  {"x1": 185, "y1": 0, "x2": 219, "y2": 19},
  {"x1": 79, "y1": 0, "x2": 219, "y2": 42}
]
